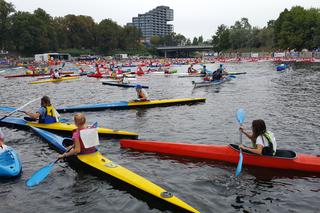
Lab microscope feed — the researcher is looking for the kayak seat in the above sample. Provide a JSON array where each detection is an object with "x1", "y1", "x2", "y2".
[{"x1": 230, "y1": 144, "x2": 296, "y2": 159}]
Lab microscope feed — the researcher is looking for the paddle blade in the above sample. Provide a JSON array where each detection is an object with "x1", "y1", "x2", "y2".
[
  {"x1": 236, "y1": 109, "x2": 245, "y2": 125},
  {"x1": 26, "y1": 162, "x2": 55, "y2": 187},
  {"x1": 235, "y1": 150, "x2": 243, "y2": 177},
  {"x1": 228, "y1": 75, "x2": 236, "y2": 78}
]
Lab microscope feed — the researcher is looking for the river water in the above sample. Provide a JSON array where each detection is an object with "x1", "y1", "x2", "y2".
[{"x1": 0, "y1": 62, "x2": 319, "y2": 212}]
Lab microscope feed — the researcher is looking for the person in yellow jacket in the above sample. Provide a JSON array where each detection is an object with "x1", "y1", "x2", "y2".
[{"x1": 24, "y1": 96, "x2": 60, "y2": 124}]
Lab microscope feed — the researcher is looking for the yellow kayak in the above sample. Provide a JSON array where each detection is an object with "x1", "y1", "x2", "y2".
[
  {"x1": 28, "y1": 121, "x2": 138, "y2": 139},
  {"x1": 128, "y1": 98, "x2": 206, "y2": 107},
  {"x1": 30, "y1": 76, "x2": 79, "y2": 84},
  {"x1": 78, "y1": 152, "x2": 200, "y2": 213}
]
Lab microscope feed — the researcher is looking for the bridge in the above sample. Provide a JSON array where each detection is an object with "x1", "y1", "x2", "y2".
[{"x1": 156, "y1": 45, "x2": 214, "y2": 57}]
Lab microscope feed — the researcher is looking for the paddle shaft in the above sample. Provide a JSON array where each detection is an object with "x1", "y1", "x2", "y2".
[{"x1": 0, "y1": 97, "x2": 40, "y2": 121}]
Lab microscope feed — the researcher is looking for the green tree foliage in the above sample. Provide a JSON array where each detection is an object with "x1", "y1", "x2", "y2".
[
  {"x1": 0, "y1": 0, "x2": 15, "y2": 49},
  {"x1": 274, "y1": 6, "x2": 320, "y2": 50},
  {"x1": 150, "y1": 35, "x2": 161, "y2": 46},
  {"x1": 159, "y1": 32, "x2": 186, "y2": 46},
  {"x1": 212, "y1": 24, "x2": 230, "y2": 52},
  {"x1": 192, "y1": 37, "x2": 198, "y2": 45},
  {"x1": 96, "y1": 19, "x2": 121, "y2": 53}
]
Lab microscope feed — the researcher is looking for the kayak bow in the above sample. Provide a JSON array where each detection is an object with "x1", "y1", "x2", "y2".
[{"x1": 0, "y1": 146, "x2": 22, "y2": 177}]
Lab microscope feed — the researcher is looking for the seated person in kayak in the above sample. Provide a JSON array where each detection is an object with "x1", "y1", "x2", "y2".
[
  {"x1": 211, "y1": 64, "x2": 227, "y2": 81},
  {"x1": 52, "y1": 69, "x2": 61, "y2": 79},
  {"x1": 187, "y1": 64, "x2": 197, "y2": 73},
  {"x1": 239, "y1": 119, "x2": 277, "y2": 155},
  {"x1": 24, "y1": 96, "x2": 60, "y2": 124},
  {"x1": 133, "y1": 84, "x2": 149, "y2": 102},
  {"x1": 58, "y1": 113, "x2": 97, "y2": 158},
  {"x1": 200, "y1": 65, "x2": 208, "y2": 75}
]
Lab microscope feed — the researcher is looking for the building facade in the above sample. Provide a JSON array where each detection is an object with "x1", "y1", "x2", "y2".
[{"x1": 128, "y1": 6, "x2": 174, "y2": 43}]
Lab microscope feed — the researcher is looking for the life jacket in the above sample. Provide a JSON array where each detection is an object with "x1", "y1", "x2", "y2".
[
  {"x1": 39, "y1": 105, "x2": 59, "y2": 124},
  {"x1": 261, "y1": 131, "x2": 277, "y2": 156},
  {"x1": 75, "y1": 128, "x2": 98, "y2": 154}
]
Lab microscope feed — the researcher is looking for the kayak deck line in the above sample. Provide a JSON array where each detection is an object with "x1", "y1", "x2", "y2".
[
  {"x1": 4, "y1": 71, "x2": 74, "y2": 78},
  {"x1": 193, "y1": 77, "x2": 232, "y2": 88},
  {"x1": 0, "y1": 117, "x2": 138, "y2": 139},
  {"x1": 120, "y1": 140, "x2": 320, "y2": 173},
  {"x1": 57, "y1": 98, "x2": 206, "y2": 112},
  {"x1": 30, "y1": 127, "x2": 199, "y2": 213},
  {"x1": 29, "y1": 76, "x2": 80, "y2": 84}
]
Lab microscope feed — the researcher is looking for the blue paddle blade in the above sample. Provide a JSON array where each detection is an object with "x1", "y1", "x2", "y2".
[
  {"x1": 228, "y1": 75, "x2": 236, "y2": 78},
  {"x1": 235, "y1": 150, "x2": 243, "y2": 177},
  {"x1": 236, "y1": 108, "x2": 245, "y2": 125},
  {"x1": 0, "y1": 106, "x2": 17, "y2": 111},
  {"x1": 26, "y1": 162, "x2": 56, "y2": 187}
]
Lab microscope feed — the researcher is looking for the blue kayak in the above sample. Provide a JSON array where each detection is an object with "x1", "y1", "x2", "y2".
[{"x1": 0, "y1": 146, "x2": 22, "y2": 177}]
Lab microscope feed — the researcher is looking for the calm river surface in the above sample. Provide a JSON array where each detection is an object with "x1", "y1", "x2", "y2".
[{"x1": 0, "y1": 62, "x2": 319, "y2": 212}]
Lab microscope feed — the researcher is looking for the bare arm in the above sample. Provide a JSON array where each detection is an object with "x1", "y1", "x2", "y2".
[
  {"x1": 25, "y1": 112, "x2": 41, "y2": 119},
  {"x1": 59, "y1": 138, "x2": 81, "y2": 158},
  {"x1": 239, "y1": 144, "x2": 263, "y2": 155}
]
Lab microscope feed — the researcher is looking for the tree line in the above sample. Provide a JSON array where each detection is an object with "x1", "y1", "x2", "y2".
[
  {"x1": 0, "y1": 0, "x2": 143, "y2": 56},
  {"x1": 0, "y1": 0, "x2": 319, "y2": 56},
  {"x1": 151, "y1": 6, "x2": 320, "y2": 52}
]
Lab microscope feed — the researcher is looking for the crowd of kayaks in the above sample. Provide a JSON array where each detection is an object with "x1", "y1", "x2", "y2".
[{"x1": 1, "y1": 62, "x2": 318, "y2": 213}]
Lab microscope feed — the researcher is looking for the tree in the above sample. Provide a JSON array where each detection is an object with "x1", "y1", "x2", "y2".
[
  {"x1": 0, "y1": 0, "x2": 15, "y2": 49},
  {"x1": 192, "y1": 37, "x2": 198, "y2": 45},
  {"x1": 198, "y1": 35, "x2": 203, "y2": 44},
  {"x1": 119, "y1": 25, "x2": 142, "y2": 50},
  {"x1": 150, "y1": 35, "x2": 161, "y2": 46},
  {"x1": 212, "y1": 24, "x2": 230, "y2": 51},
  {"x1": 96, "y1": 19, "x2": 121, "y2": 53}
]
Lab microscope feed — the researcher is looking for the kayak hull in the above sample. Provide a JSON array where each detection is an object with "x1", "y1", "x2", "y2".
[
  {"x1": 193, "y1": 77, "x2": 231, "y2": 88},
  {"x1": 30, "y1": 76, "x2": 79, "y2": 84},
  {"x1": 120, "y1": 140, "x2": 320, "y2": 173},
  {"x1": 0, "y1": 117, "x2": 138, "y2": 139},
  {"x1": 102, "y1": 81, "x2": 149, "y2": 88},
  {"x1": 4, "y1": 71, "x2": 74, "y2": 78},
  {"x1": 0, "y1": 146, "x2": 22, "y2": 177},
  {"x1": 57, "y1": 98, "x2": 206, "y2": 112},
  {"x1": 31, "y1": 127, "x2": 199, "y2": 213}
]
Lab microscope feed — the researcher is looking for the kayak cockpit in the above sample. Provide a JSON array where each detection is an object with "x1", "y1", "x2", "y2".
[{"x1": 229, "y1": 144, "x2": 297, "y2": 159}]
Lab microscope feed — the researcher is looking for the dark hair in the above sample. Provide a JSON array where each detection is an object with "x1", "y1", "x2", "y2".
[
  {"x1": 41, "y1": 96, "x2": 51, "y2": 107},
  {"x1": 251, "y1": 119, "x2": 266, "y2": 144}
]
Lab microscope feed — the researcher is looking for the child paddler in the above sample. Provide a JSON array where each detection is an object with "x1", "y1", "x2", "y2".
[
  {"x1": 239, "y1": 119, "x2": 277, "y2": 155},
  {"x1": 133, "y1": 84, "x2": 149, "y2": 102},
  {"x1": 24, "y1": 96, "x2": 60, "y2": 124},
  {"x1": 58, "y1": 113, "x2": 98, "y2": 159}
]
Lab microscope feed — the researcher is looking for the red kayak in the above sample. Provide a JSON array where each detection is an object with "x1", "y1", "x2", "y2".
[
  {"x1": 4, "y1": 71, "x2": 74, "y2": 78},
  {"x1": 120, "y1": 140, "x2": 320, "y2": 173},
  {"x1": 87, "y1": 73, "x2": 104, "y2": 78}
]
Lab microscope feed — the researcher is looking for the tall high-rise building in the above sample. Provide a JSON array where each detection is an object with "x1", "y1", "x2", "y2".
[{"x1": 128, "y1": 6, "x2": 173, "y2": 43}]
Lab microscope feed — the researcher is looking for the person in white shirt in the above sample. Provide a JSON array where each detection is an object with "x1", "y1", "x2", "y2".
[{"x1": 239, "y1": 119, "x2": 277, "y2": 155}]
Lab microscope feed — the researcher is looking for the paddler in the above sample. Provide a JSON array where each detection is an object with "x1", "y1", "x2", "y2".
[
  {"x1": 211, "y1": 64, "x2": 227, "y2": 81},
  {"x1": 239, "y1": 119, "x2": 277, "y2": 155},
  {"x1": 187, "y1": 64, "x2": 197, "y2": 73},
  {"x1": 133, "y1": 84, "x2": 149, "y2": 102},
  {"x1": 24, "y1": 96, "x2": 60, "y2": 124},
  {"x1": 58, "y1": 113, "x2": 97, "y2": 159},
  {"x1": 52, "y1": 69, "x2": 61, "y2": 79},
  {"x1": 200, "y1": 65, "x2": 208, "y2": 75}
]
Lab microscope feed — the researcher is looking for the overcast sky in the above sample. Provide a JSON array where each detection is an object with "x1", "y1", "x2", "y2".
[{"x1": 8, "y1": 0, "x2": 320, "y2": 40}]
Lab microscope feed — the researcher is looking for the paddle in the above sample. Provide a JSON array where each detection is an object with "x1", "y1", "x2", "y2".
[
  {"x1": 235, "y1": 108, "x2": 245, "y2": 177},
  {"x1": 26, "y1": 122, "x2": 98, "y2": 187},
  {"x1": 26, "y1": 153, "x2": 66, "y2": 187},
  {"x1": 0, "y1": 106, "x2": 69, "y2": 123},
  {"x1": 0, "y1": 97, "x2": 41, "y2": 122}
]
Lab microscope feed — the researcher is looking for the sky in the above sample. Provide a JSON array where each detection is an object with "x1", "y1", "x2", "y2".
[{"x1": 8, "y1": 0, "x2": 320, "y2": 40}]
